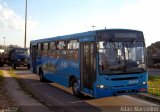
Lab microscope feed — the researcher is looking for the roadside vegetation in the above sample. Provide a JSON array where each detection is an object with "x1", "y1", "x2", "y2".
[{"x1": 148, "y1": 76, "x2": 160, "y2": 96}]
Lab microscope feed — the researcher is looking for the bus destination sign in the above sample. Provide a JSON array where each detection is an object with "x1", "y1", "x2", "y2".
[{"x1": 114, "y1": 32, "x2": 138, "y2": 38}]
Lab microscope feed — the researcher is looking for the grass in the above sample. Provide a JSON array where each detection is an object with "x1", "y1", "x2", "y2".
[{"x1": 148, "y1": 76, "x2": 160, "y2": 96}]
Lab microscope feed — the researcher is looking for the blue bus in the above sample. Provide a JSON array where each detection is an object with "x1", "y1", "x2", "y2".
[{"x1": 30, "y1": 29, "x2": 148, "y2": 98}]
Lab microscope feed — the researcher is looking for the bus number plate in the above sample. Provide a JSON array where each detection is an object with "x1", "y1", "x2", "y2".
[{"x1": 129, "y1": 80, "x2": 138, "y2": 84}]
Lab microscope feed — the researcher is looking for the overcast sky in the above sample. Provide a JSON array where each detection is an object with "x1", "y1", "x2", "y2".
[{"x1": 0, "y1": 0, "x2": 160, "y2": 47}]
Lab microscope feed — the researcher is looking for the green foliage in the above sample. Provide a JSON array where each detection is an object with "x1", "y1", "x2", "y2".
[
  {"x1": 148, "y1": 76, "x2": 159, "y2": 81},
  {"x1": 148, "y1": 76, "x2": 160, "y2": 96},
  {"x1": 147, "y1": 41, "x2": 160, "y2": 52}
]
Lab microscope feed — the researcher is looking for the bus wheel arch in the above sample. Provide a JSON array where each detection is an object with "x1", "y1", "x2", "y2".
[
  {"x1": 39, "y1": 67, "x2": 50, "y2": 83},
  {"x1": 69, "y1": 75, "x2": 77, "y2": 87}
]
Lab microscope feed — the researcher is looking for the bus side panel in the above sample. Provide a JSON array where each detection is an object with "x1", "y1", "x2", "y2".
[
  {"x1": 52, "y1": 60, "x2": 80, "y2": 87},
  {"x1": 67, "y1": 61, "x2": 80, "y2": 79},
  {"x1": 42, "y1": 58, "x2": 80, "y2": 88}
]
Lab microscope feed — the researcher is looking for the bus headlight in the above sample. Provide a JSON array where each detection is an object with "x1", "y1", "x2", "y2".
[
  {"x1": 142, "y1": 82, "x2": 147, "y2": 85},
  {"x1": 97, "y1": 85, "x2": 106, "y2": 89}
]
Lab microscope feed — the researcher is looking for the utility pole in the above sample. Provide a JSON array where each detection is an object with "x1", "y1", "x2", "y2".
[
  {"x1": 2, "y1": 37, "x2": 6, "y2": 50},
  {"x1": 24, "y1": 0, "x2": 27, "y2": 48},
  {"x1": 91, "y1": 25, "x2": 96, "y2": 30},
  {"x1": 2, "y1": 37, "x2": 5, "y2": 47}
]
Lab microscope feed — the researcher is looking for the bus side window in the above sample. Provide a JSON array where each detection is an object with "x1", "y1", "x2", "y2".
[
  {"x1": 74, "y1": 50, "x2": 78, "y2": 61},
  {"x1": 42, "y1": 43, "x2": 48, "y2": 56},
  {"x1": 37, "y1": 43, "x2": 42, "y2": 56},
  {"x1": 67, "y1": 40, "x2": 79, "y2": 61},
  {"x1": 57, "y1": 41, "x2": 66, "y2": 59},
  {"x1": 49, "y1": 42, "x2": 56, "y2": 58}
]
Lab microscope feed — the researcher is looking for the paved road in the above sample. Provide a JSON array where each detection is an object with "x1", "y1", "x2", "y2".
[
  {"x1": 9, "y1": 68, "x2": 159, "y2": 112},
  {"x1": 1, "y1": 67, "x2": 159, "y2": 112}
]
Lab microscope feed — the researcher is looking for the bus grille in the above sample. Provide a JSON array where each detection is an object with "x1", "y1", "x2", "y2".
[
  {"x1": 112, "y1": 84, "x2": 138, "y2": 89},
  {"x1": 111, "y1": 77, "x2": 138, "y2": 81}
]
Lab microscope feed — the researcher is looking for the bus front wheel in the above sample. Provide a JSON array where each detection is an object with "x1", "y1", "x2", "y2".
[{"x1": 72, "y1": 81, "x2": 82, "y2": 97}]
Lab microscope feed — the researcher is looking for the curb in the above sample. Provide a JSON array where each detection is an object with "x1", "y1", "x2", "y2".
[{"x1": 133, "y1": 93, "x2": 160, "y2": 104}]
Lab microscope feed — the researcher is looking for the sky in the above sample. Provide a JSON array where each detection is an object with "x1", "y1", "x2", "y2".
[{"x1": 0, "y1": 0, "x2": 160, "y2": 47}]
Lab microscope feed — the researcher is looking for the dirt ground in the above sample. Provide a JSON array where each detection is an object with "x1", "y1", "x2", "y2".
[
  {"x1": 0, "y1": 71, "x2": 17, "y2": 111},
  {"x1": 0, "y1": 70, "x2": 52, "y2": 112}
]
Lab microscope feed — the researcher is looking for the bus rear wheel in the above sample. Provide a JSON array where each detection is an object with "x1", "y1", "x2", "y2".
[
  {"x1": 39, "y1": 69, "x2": 49, "y2": 83},
  {"x1": 72, "y1": 81, "x2": 82, "y2": 97},
  {"x1": 39, "y1": 70, "x2": 45, "y2": 82}
]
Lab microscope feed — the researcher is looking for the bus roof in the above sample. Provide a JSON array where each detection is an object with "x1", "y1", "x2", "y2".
[{"x1": 30, "y1": 29, "x2": 143, "y2": 44}]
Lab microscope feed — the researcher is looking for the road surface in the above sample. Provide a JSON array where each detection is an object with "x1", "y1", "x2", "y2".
[
  {"x1": 0, "y1": 67, "x2": 159, "y2": 112},
  {"x1": 11, "y1": 68, "x2": 159, "y2": 112}
]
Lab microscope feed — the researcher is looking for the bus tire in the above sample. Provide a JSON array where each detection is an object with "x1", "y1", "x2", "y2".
[
  {"x1": 39, "y1": 69, "x2": 49, "y2": 83},
  {"x1": 39, "y1": 69, "x2": 45, "y2": 82},
  {"x1": 72, "y1": 80, "x2": 82, "y2": 97}
]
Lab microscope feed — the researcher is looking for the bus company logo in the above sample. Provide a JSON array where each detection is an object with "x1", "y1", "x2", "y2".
[
  {"x1": 129, "y1": 80, "x2": 138, "y2": 84},
  {"x1": 120, "y1": 75, "x2": 131, "y2": 78},
  {"x1": 71, "y1": 63, "x2": 79, "y2": 68}
]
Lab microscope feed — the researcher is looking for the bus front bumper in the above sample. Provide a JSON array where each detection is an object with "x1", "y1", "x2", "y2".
[{"x1": 95, "y1": 85, "x2": 148, "y2": 98}]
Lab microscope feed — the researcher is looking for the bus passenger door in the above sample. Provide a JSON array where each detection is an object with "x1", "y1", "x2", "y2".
[
  {"x1": 80, "y1": 42, "x2": 96, "y2": 95},
  {"x1": 31, "y1": 45, "x2": 37, "y2": 73}
]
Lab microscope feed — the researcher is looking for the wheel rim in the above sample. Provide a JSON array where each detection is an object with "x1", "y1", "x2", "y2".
[{"x1": 73, "y1": 82, "x2": 79, "y2": 95}]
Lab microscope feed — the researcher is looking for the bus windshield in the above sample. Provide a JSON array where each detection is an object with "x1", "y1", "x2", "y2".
[{"x1": 98, "y1": 41, "x2": 146, "y2": 75}]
